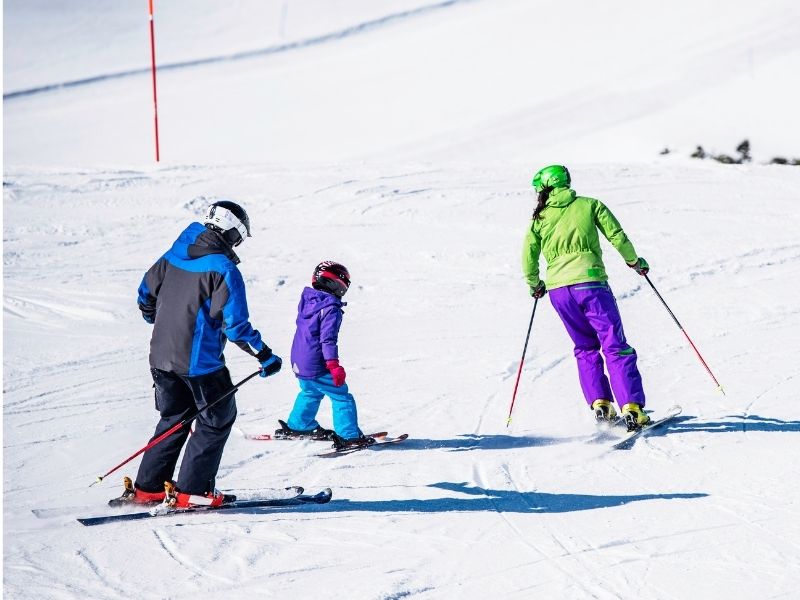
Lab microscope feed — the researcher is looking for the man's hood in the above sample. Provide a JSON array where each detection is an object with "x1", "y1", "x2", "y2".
[{"x1": 169, "y1": 222, "x2": 240, "y2": 264}]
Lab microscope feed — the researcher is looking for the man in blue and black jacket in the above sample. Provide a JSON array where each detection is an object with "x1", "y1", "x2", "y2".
[{"x1": 124, "y1": 200, "x2": 281, "y2": 509}]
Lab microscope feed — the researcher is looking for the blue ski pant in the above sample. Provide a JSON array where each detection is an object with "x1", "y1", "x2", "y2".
[
  {"x1": 135, "y1": 367, "x2": 236, "y2": 495},
  {"x1": 287, "y1": 374, "x2": 361, "y2": 439}
]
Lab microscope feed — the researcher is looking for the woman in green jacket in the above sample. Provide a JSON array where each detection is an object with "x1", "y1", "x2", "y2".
[{"x1": 522, "y1": 165, "x2": 651, "y2": 431}]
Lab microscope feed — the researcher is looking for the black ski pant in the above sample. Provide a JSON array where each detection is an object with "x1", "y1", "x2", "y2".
[{"x1": 135, "y1": 366, "x2": 237, "y2": 495}]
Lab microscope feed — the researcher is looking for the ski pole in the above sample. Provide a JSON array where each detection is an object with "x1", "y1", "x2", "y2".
[
  {"x1": 90, "y1": 370, "x2": 261, "y2": 486},
  {"x1": 506, "y1": 298, "x2": 539, "y2": 427},
  {"x1": 147, "y1": 0, "x2": 160, "y2": 161},
  {"x1": 644, "y1": 273, "x2": 725, "y2": 395}
]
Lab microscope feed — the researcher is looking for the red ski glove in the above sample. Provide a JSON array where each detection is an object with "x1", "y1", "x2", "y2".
[{"x1": 326, "y1": 359, "x2": 347, "y2": 387}]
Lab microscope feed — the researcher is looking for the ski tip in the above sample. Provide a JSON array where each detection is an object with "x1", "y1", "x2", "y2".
[{"x1": 315, "y1": 433, "x2": 408, "y2": 457}]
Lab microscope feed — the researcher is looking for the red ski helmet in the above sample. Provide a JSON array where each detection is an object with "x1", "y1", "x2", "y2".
[{"x1": 312, "y1": 261, "x2": 351, "y2": 298}]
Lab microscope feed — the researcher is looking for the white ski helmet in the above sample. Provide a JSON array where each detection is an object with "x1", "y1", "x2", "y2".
[{"x1": 203, "y1": 200, "x2": 251, "y2": 247}]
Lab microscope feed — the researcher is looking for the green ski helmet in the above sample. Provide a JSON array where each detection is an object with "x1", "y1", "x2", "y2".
[{"x1": 532, "y1": 165, "x2": 571, "y2": 192}]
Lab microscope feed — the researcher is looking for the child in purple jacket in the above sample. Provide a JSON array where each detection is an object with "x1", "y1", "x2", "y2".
[{"x1": 275, "y1": 261, "x2": 375, "y2": 450}]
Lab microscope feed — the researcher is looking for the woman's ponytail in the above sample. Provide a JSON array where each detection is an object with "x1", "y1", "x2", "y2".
[{"x1": 532, "y1": 187, "x2": 551, "y2": 220}]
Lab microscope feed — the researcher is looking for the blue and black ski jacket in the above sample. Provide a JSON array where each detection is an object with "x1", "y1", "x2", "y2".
[{"x1": 137, "y1": 222, "x2": 272, "y2": 376}]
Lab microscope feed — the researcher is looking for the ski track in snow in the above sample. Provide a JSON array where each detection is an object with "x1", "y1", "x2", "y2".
[
  {"x1": 472, "y1": 462, "x2": 598, "y2": 598},
  {"x1": 605, "y1": 447, "x2": 800, "y2": 586},
  {"x1": 74, "y1": 549, "x2": 129, "y2": 599},
  {"x1": 153, "y1": 528, "x2": 238, "y2": 585}
]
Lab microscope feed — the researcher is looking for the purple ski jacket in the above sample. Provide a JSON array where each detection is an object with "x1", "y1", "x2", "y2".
[{"x1": 290, "y1": 287, "x2": 344, "y2": 379}]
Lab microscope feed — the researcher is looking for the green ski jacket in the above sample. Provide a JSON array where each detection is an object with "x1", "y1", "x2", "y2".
[{"x1": 522, "y1": 187, "x2": 637, "y2": 290}]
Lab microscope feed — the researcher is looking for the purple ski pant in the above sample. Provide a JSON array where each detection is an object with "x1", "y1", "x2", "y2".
[{"x1": 548, "y1": 282, "x2": 645, "y2": 408}]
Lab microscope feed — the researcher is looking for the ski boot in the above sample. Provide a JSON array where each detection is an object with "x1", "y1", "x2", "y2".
[
  {"x1": 274, "y1": 419, "x2": 335, "y2": 441},
  {"x1": 108, "y1": 476, "x2": 166, "y2": 507},
  {"x1": 591, "y1": 399, "x2": 618, "y2": 424},
  {"x1": 621, "y1": 402, "x2": 651, "y2": 432},
  {"x1": 153, "y1": 481, "x2": 236, "y2": 514},
  {"x1": 331, "y1": 433, "x2": 376, "y2": 451}
]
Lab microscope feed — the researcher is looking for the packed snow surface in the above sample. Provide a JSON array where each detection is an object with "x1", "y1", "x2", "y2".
[{"x1": 4, "y1": 1, "x2": 800, "y2": 599}]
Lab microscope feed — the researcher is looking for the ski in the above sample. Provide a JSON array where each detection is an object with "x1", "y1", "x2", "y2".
[
  {"x1": 317, "y1": 434, "x2": 409, "y2": 458},
  {"x1": 33, "y1": 485, "x2": 305, "y2": 519},
  {"x1": 246, "y1": 431, "x2": 388, "y2": 441},
  {"x1": 611, "y1": 405, "x2": 682, "y2": 450},
  {"x1": 217, "y1": 485, "x2": 303, "y2": 502},
  {"x1": 77, "y1": 488, "x2": 332, "y2": 526}
]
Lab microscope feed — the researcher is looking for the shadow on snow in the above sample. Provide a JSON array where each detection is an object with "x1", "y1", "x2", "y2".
[
  {"x1": 399, "y1": 434, "x2": 587, "y2": 452},
  {"x1": 229, "y1": 482, "x2": 707, "y2": 516},
  {"x1": 667, "y1": 414, "x2": 800, "y2": 435},
  {"x1": 401, "y1": 414, "x2": 800, "y2": 452}
]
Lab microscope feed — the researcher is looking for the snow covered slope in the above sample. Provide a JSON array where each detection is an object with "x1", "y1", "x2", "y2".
[
  {"x1": 5, "y1": 160, "x2": 800, "y2": 598},
  {"x1": 4, "y1": 0, "x2": 800, "y2": 599},
  {"x1": 4, "y1": 0, "x2": 800, "y2": 166}
]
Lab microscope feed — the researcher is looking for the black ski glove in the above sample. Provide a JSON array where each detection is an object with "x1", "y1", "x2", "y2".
[
  {"x1": 530, "y1": 281, "x2": 547, "y2": 299},
  {"x1": 259, "y1": 354, "x2": 282, "y2": 378},
  {"x1": 139, "y1": 304, "x2": 156, "y2": 324},
  {"x1": 256, "y1": 345, "x2": 282, "y2": 378},
  {"x1": 627, "y1": 257, "x2": 649, "y2": 276}
]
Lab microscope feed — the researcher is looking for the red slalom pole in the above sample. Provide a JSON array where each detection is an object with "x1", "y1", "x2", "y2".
[
  {"x1": 148, "y1": 0, "x2": 160, "y2": 161},
  {"x1": 90, "y1": 370, "x2": 261, "y2": 486},
  {"x1": 506, "y1": 298, "x2": 539, "y2": 427},
  {"x1": 644, "y1": 274, "x2": 725, "y2": 395}
]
